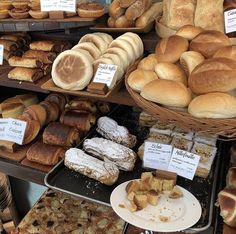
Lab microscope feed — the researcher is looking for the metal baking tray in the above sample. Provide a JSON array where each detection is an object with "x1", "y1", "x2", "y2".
[{"x1": 45, "y1": 106, "x2": 222, "y2": 233}]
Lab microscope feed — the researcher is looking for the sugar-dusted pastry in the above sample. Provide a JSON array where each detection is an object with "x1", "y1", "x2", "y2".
[
  {"x1": 171, "y1": 136, "x2": 193, "y2": 151},
  {"x1": 43, "y1": 122, "x2": 80, "y2": 148},
  {"x1": 27, "y1": 141, "x2": 65, "y2": 166},
  {"x1": 64, "y1": 148, "x2": 119, "y2": 185},
  {"x1": 96, "y1": 116, "x2": 137, "y2": 148},
  {"x1": 83, "y1": 137, "x2": 137, "y2": 171}
]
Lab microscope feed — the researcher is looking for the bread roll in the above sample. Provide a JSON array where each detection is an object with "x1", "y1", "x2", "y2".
[
  {"x1": 188, "y1": 93, "x2": 236, "y2": 118},
  {"x1": 107, "y1": 17, "x2": 116, "y2": 27},
  {"x1": 8, "y1": 67, "x2": 44, "y2": 82},
  {"x1": 176, "y1": 25, "x2": 203, "y2": 41},
  {"x1": 188, "y1": 58, "x2": 236, "y2": 94},
  {"x1": 120, "y1": 0, "x2": 136, "y2": 8},
  {"x1": 155, "y1": 62, "x2": 187, "y2": 85},
  {"x1": 8, "y1": 56, "x2": 43, "y2": 68},
  {"x1": 194, "y1": 0, "x2": 224, "y2": 32},
  {"x1": 22, "y1": 50, "x2": 56, "y2": 64},
  {"x1": 213, "y1": 46, "x2": 236, "y2": 61},
  {"x1": 137, "y1": 54, "x2": 158, "y2": 71},
  {"x1": 52, "y1": 50, "x2": 93, "y2": 91},
  {"x1": 190, "y1": 30, "x2": 231, "y2": 58},
  {"x1": 108, "y1": 0, "x2": 125, "y2": 19},
  {"x1": 1, "y1": 102, "x2": 25, "y2": 118},
  {"x1": 135, "y1": 2, "x2": 163, "y2": 28},
  {"x1": 180, "y1": 51, "x2": 205, "y2": 75},
  {"x1": 218, "y1": 188, "x2": 236, "y2": 227},
  {"x1": 161, "y1": 0, "x2": 196, "y2": 30},
  {"x1": 141, "y1": 79, "x2": 192, "y2": 107},
  {"x1": 29, "y1": 41, "x2": 60, "y2": 52},
  {"x1": 114, "y1": 15, "x2": 135, "y2": 28},
  {"x1": 155, "y1": 35, "x2": 189, "y2": 63},
  {"x1": 127, "y1": 69, "x2": 158, "y2": 92}
]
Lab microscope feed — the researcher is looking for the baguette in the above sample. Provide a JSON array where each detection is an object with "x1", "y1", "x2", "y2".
[{"x1": 64, "y1": 148, "x2": 119, "y2": 185}]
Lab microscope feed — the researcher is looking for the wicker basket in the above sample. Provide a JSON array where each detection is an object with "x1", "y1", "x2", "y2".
[{"x1": 125, "y1": 65, "x2": 236, "y2": 138}]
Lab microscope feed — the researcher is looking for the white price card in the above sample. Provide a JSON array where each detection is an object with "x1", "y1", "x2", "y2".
[
  {"x1": 143, "y1": 141, "x2": 173, "y2": 170},
  {"x1": 40, "y1": 0, "x2": 76, "y2": 12},
  {"x1": 168, "y1": 148, "x2": 200, "y2": 180},
  {"x1": 0, "y1": 119, "x2": 8, "y2": 140},
  {"x1": 93, "y1": 64, "x2": 118, "y2": 88},
  {"x1": 224, "y1": 9, "x2": 236, "y2": 33},
  {"x1": 4, "y1": 118, "x2": 27, "y2": 145},
  {"x1": 0, "y1": 45, "x2": 4, "y2": 65}
]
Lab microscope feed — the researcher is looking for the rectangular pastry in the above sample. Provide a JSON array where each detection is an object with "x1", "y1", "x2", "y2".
[
  {"x1": 149, "y1": 122, "x2": 174, "y2": 136},
  {"x1": 83, "y1": 137, "x2": 137, "y2": 171},
  {"x1": 171, "y1": 127, "x2": 194, "y2": 140},
  {"x1": 64, "y1": 148, "x2": 119, "y2": 186},
  {"x1": 22, "y1": 50, "x2": 57, "y2": 64},
  {"x1": 8, "y1": 67, "x2": 44, "y2": 82},
  {"x1": 171, "y1": 135, "x2": 193, "y2": 151},
  {"x1": 194, "y1": 132, "x2": 217, "y2": 146},
  {"x1": 29, "y1": 41, "x2": 61, "y2": 52},
  {"x1": 8, "y1": 56, "x2": 43, "y2": 68}
]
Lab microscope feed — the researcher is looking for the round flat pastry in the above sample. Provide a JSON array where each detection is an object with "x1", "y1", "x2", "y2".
[
  {"x1": 78, "y1": 34, "x2": 109, "y2": 53},
  {"x1": 52, "y1": 50, "x2": 93, "y2": 90},
  {"x1": 93, "y1": 32, "x2": 113, "y2": 45},
  {"x1": 101, "y1": 53, "x2": 125, "y2": 72},
  {"x1": 71, "y1": 48, "x2": 94, "y2": 62},
  {"x1": 72, "y1": 42, "x2": 101, "y2": 60}
]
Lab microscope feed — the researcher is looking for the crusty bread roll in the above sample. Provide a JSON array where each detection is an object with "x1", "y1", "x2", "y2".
[
  {"x1": 114, "y1": 15, "x2": 135, "y2": 28},
  {"x1": 213, "y1": 46, "x2": 236, "y2": 62},
  {"x1": 155, "y1": 35, "x2": 189, "y2": 63},
  {"x1": 52, "y1": 50, "x2": 93, "y2": 91},
  {"x1": 106, "y1": 47, "x2": 129, "y2": 69},
  {"x1": 109, "y1": 0, "x2": 125, "y2": 19},
  {"x1": 137, "y1": 54, "x2": 158, "y2": 71},
  {"x1": 190, "y1": 30, "x2": 231, "y2": 58},
  {"x1": 72, "y1": 42, "x2": 101, "y2": 60},
  {"x1": 180, "y1": 51, "x2": 205, "y2": 75},
  {"x1": 135, "y1": 2, "x2": 163, "y2": 28},
  {"x1": 107, "y1": 17, "x2": 116, "y2": 27},
  {"x1": 218, "y1": 188, "x2": 236, "y2": 227},
  {"x1": 188, "y1": 58, "x2": 236, "y2": 94},
  {"x1": 120, "y1": 0, "x2": 136, "y2": 8},
  {"x1": 176, "y1": 25, "x2": 203, "y2": 41},
  {"x1": 188, "y1": 93, "x2": 236, "y2": 118},
  {"x1": 127, "y1": 69, "x2": 158, "y2": 92},
  {"x1": 141, "y1": 79, "x2": 192, "y2": 107},
  {"x1": 155, "y1": 62, "x2": 187, "y2": 85}
]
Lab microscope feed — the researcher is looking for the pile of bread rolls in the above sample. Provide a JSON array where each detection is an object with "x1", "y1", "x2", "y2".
[
  {"x1": 108, "y1": 0, "x2": 162, "y2": 28},
  {"x1": 128, "y1": 25, "x2": 236, "y2": 119},
  {"x1": 52, "y1": 32, "x2": 143, "y2": 91},
  {"x1": 156, "y1": 0, "x2": 224, "y2": 38}
]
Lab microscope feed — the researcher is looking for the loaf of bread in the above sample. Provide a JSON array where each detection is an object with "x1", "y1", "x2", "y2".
[
  {"x1": 43, "y1": 122, "x2": 80, "y2": 148},
  {"x1": 155, "y1": 35, "x2": 189, "y2": 63},
  {"x1": 190, "y1": 30, "x2": 231, "y2": 58},
  {"x1": 120, "y1": 0, "x2": 136, "y2": 8},
  {"x1": 114, "y1": 15, "x2": 135, "y2": 28},
  {"x1": 83, "y1": 137, "x2": 137, "y2": 171},
  {"x1": 176, "y1": 25, "x2": 203, "y2": 41},
  {"x1": 188, "y1": 58, "x2": 236, "y2": 94},
  {"x1": 137, "y1": 54, "x2": 158, "y2": 71},
  {"x1": 64, "y1": 148, "x2": 119, "y2": 185},
  {"x1": 188, "y1": 93, "x2": 236, "y2": 118},
  {"x1": 213, "y1": 46, "x2": 236, "y2": 61},
  {"x1": 27, "y1": 141, "x2": 65, "y2": 166}
]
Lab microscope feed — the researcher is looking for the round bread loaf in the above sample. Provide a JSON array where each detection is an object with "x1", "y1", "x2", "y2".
[
  {"x1": 180, "y1": 51, "x2": 205, "y2": 75},
  {"x1": 138, "y1": 54, "x2": 158, "y2": 71},
  {"x1": 176, "y1": 25, "x2": 203, "y2": 41},
  {"x1": 107, "y1": 17, "x2": 116, "y2": 27},
  {"x1": 155, "y1": 35, "x2": 189, "y2": 63},
  {"x1": 188, "y1": 58, "x2": 236, "y2": 94},
  {"x1": 141, "y1": 79, "x2": 192, "y2": 107},
  {"x1": 188, "y1": 92, "x2": 236, "y2": 118},
  {"x1": 190, "y1": 30, "x2": 231, "y2": 58},
  {"x1": 52, "y1": 50, "x2": 93, "y2": 90},
  {"x1": 72, "y1": 42, "x2": 101, "y2": 60},
  {"x1": 213, "y1": 45, "x2": 236, "y2": 61},
  {"x1": 127, "y1": 69, "x2": 158, "y2": 92},
  {"x1": 155, "y1": 62, "x2": 187, "y2": 85}
]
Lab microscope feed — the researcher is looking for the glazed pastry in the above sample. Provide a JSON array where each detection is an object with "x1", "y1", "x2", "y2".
[
  {"x1": 65, "y1": 99, "x2": 97, "y2": 113},
  {"x1": 27, "y1": 141, "x2": 65, "y2": 166},
  {"x1": 96, "y1": 117, "x2": 137, "y2": 148},
  {"x1": 43, "y1": 122, "x2": 80, "y2": 148},
  {"x1": 65, "y1": 148, "x2": 119, "y2": 185},
  {"x1": 83, "y1": 137, "x2": 137, "y2": 171}
]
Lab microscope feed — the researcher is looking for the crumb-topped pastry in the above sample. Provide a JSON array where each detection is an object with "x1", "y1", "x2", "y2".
[
  {"x1": 171, "y1": 135, "x2": 193, "y2": 151},
  {"x1": 171, "y1": 127, "x2": 194, "y2": 140}
]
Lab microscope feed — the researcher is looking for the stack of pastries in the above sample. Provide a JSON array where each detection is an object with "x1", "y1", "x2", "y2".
[
  {"x1": 52, "y1": 32, "x2": 143, "y2": 91},
  {"x1": 108, "y1": 0, "x2": 162, "y2": 28},
  {"x1": 8, "y1": 40, "x2": 71, "y2": 82},
  {"x1": 128, "y1": 26, "x2": 236, "y2": 119},
  {"x1": 64, "y1": 116, "x2": 137, "y2": 185}
]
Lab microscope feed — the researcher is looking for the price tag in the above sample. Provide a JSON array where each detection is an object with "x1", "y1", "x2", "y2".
[
  {"x1": 168, "y1": 148, "x2": 200, "y2": 180},
  {"x1": 0, "y1": 45, "x2": 4, "y2": 65},
  {"x1": 0, "y1": 119, "x2": 8, "y2": 140},
  {"x1": 224, "y1": 9, "x2": 236, "y2": 33},
  {"x1": 143, "y1": 141, "x2": 173, "y2": 170},
  {"x1": 40, "y1": 0, "x2": 76, "y2": 12},
  {"x1": 4, "y1": 118, "x2": 27, "y2": 145},
  {"x1": 93, "y1": 64, "x2": 118, "y2": 88}
]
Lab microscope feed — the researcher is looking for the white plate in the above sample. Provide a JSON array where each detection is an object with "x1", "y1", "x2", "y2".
[{"x1": 110, "y1": 180, "x2": 202, "y2": 232}]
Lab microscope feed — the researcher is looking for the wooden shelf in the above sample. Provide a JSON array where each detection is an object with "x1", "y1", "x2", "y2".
[{"x1": 0, "y1": 157, "x2": 45, "y2": 185}]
